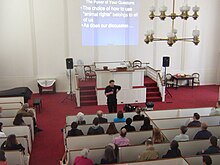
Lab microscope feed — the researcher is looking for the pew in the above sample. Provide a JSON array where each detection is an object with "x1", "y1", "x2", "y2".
[
  {"x1": 185, "y1": 154, "x2": 220, "y2": 165},
  {"x1": 152, "y1": 116, "x2": 220, "y2": 129},
  {"x1": 5, "y1": 150, "x2": 29, "y2": 165},
  {"x1": 161, "y1": 125, "x2": 220, "y2": 142},
  {"x1": 2, "y1": 126, "x2": 32, "y2": 153},
  {"x1": 66, "y1": 130, "x2": 156, "y2": 150},
  {"x1": 0, "y1": 96, "x2": 24, "y2": 104},
  {"x1": 1, "y1": 108, "x2": 37, "y2": 118},
  {"x1": 0, "y1": 136, "x2": 29, "y2": 154},
  {"x1": 0, "y1": 117, "x2": 34, "y2": 140},
  {"x1": 145, "y1": 107, "x2": 212, "y2": 120}
]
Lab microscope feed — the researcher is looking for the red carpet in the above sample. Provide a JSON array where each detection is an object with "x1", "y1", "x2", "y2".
[{"x1": 29, "y1": 85, "x2": 219, "y2": 165}]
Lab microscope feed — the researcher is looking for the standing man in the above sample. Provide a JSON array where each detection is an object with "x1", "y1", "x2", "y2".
[{"x1": 105, "y1": 80, "x2": 121, "y2": 113}]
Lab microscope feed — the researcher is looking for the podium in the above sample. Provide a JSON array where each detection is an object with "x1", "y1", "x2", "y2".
[{"x1": 96, "y1": 68, "x2": 146, "y2": 105}]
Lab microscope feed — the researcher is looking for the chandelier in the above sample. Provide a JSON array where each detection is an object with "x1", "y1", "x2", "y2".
[{"x1": 144, "y1": 0, "x2": 200, "y2": 47}]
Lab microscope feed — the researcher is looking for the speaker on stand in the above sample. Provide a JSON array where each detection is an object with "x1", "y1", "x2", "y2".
[
  {"x1": 163, "y1": 56, "x2": 172, "y2": 99},
  {"x1": 61, "y1": 58, "x2": 74, "y2": 103}
]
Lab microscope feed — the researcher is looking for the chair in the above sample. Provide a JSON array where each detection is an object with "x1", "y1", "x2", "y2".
[
  {"x1": 33, "y1": 98, "x2": 42, "y2": 113},
  {"x1": 192, "y1": 73, "x2": 200, "y2": 86},
  {"x1": 84, "y1": 65, "x2": 96, "y2": 80},
  {"x1": 132, "y1": 60, "x2": 142, "y2": 68},
  {"x1": 166, "y1": 73, "x2": 174, "y2": 87}
]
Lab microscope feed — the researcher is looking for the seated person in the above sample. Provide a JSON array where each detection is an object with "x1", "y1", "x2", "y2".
[
  {"x1": 197, "y1": 136, "x2": 220, "y2": 155},
  {"x1": 140, "y1": 117, "x2": 153, "y2": 131},
  {"x1": 114, "y1": 111, "x2": 126, "y2": 123},
  {"x1": 203, "y1": 155, "x2": 212, "y2": 165},
  {"x1": 121, "y1": 118, "x2": 136, "y2": 132},
  {"x1": 1, "y1": 134, "x2": 25, "y2": 152},
  {"x1": 194, "y1": 122, "x2": 212, "y2": 140},
  {"x1": 87, "y1": 118, "x2": 104, "y2": 135},
  {"x1": 96, "y1": 110, "x2": 108, "y2": 123},
  {"x1": 210, "y1": 101, "x2": 220, "y2": 116},
  {"x1": 67, "y1": 122, "x2": 84, "y2": 137},
  {"x1": 133, "y1": 107, "x2": 144, "y2": 121},
  {"x1": 112, "y1": 128, "x2": 130, "y2": 147},
  {"x1": 74, "y1": 148, "x2": 93, "y2": 165},
  {"x1": 76, "y1": 112, "x2": 86, "y2": 125},
  {"x1": 13, "y1": 114, "x2": 26, "y2": 126},
  {"x1": 0, "y1": 150, "x2": 7, "y2": 165},
  {"x1": 152, "y1": 128, "x2": 165, "y2": 144},
  {"x1": 173, "y1": 126, "x2": 189, "y2": 142},
  {"x1": 106, "y1": 122, "x2": 118, "y2": 135},
  {"x1": 17, "y1": 103, "x2": 42, "y2": 133},
  {"x1": 0, "y1": 123, "x2": 6, "y2": 138},
  {"x1": 162, "y1": 140, "x2": 182, "y2": 158},
  {"x1": 187, "y1": 113, "x2": 201, "y2": 127},
  {"x1": 137, "y1": 138, "x2": 159, "y2": 161},
  {"x1": 101, "y1": 143, "x2": 117, "y2": 164}
]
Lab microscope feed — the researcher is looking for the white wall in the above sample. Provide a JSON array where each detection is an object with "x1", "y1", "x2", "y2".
[{"x1": 0, "y1": 0, "x2": 220, "y2": 93}]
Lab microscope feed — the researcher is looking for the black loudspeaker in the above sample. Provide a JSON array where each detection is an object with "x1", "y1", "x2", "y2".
[
  {"x1": 66, "y1": 58, "x2": 73, "y2": 69},
  {"x1": 162, "y1": 56, "x2": 170, "y2": 67}
]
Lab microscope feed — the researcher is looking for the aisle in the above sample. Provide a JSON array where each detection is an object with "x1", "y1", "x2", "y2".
[{"x1": 29, "y1": 85, "x2": 219, "y2": 165}]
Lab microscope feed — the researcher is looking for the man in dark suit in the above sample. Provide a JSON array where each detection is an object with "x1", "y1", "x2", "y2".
[
  {"x1": 187, "y1": 113, "x2": 201, "y2": 127},
  {"x1": 105, "y1": 80, "x2": 121, "y2": 113},
  {"x1": 96, "y1": 110, "x2": 108, "y2": 123}
]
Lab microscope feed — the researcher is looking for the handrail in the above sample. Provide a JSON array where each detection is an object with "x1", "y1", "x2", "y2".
[
  {"x1": 158, "y1": 72, "x2": 165, "y2": 86},
  {"x1": 147, "y1": 65, "x2": 160, "y2": 72},
  {"x1": 73, "y1": 72, "x2": 80, "y2": 107}
]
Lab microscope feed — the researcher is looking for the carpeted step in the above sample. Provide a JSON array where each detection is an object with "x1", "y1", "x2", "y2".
[
  {"x1": 80, "y1": 89, "x2": 96, "y2": 96},
  {"x1": 144, "y1": 82, "x2": 157, "y2": 87},
  {"x1": 80, "y1": 100, "x2": 97, "y2": 106},
  {"x1": 80, "y1": 95, "x2": 97, "y2": 101},
  {"x1": 147, "y1": 92, "x2": 161, "y2": 97},
  {"x1": 79, "y1": 86, "x2": 96, "y2": 90},
  {"x1": 146, "y1": 97, "x2": 162, "y2": 102},
  {"x1": 147, "y1": 87, "x2": 159, "y2": 92}
]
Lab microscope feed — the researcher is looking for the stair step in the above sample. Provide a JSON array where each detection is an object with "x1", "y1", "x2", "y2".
[
  {"x1": 147, "y1": 87, "x2": 159, "y2": 92},
  {"x1": 79, "y1": 86, "x2": 96, "y2": 90},
  {"x1": 80, "y1": 100, "x2": 97, "y2": 106},
  {"x1": 146, "y1": 97, "x2": 162, "y2": 102},
  {"x1": 80, "y1": 90, "x2": 96, "y2": 96},
  {"x1": 147, "y1": 92, "x2": 161, "y2": 97},
  {"x1": 80, "y1": 95, "x2": 97, "y2": 101}
]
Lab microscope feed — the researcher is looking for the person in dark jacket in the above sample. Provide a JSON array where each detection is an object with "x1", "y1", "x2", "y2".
[
  {"x1": 87, "y1": 117, "x2": 104, "y2": 135},
  {"x1": 140, "y1": 117, "x2": 153, "y2": 131},
  {"x1": 121, "y1": 118, "x2": 136, "y2": 132},
  {"x1": 13, "y1": 114, "x2": 26, "y2": 126},
  {"x1": 194, "y1": 122, "x2": 212, "y2": 140},
  {"x1": 133, "y1": 107, "x2": 144, "y2": 121},
  {"x1": 187, "y1": 113, "x2": 201, "y2": 127},
  {"x1": 199, "y1": 136, "x2": 220, "y2": 155},
  {"x1": 162, "y1": 140, "x2": 182, "y2": 158},
  {"x1": 67, "y1": 122, "x2": 84, "y2": 137},
  {"x1": 1, "y1": 134, "x2": 25, "y2": 152},
  {"x1": 96, "y1": 110, "x2": 108, "y2": 123},
  {"x1": 203, "y1": 155, "x2": 212, "y2": 165}
]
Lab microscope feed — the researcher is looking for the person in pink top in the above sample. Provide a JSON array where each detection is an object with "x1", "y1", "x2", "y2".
[
  {"x1": 112, "y1": 128, "x2": 130, "y2": 147},
  {"x1": 73, "y1": 148, "x2": 93, "y2": 165},
  {"x1": 0, "y1": 150, "x2": 8, "y2": 165}
]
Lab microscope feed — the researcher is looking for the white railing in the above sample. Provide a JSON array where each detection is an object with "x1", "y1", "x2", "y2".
[
  {"x1": 73, "y1": 73, "x2": 80, "y2": 107},
  {"x1": 146, "y1": 66, "x2": 165, "y2": 102}
]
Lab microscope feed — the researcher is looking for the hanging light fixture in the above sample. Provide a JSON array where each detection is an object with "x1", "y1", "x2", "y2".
[{"x1": 145, "y1": 0, "x2": 200, "y2": 47}]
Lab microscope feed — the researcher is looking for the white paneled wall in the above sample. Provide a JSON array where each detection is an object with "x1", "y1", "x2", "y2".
[{"x1": 0, "y1": 0, "x2": 220, "y2": 92}]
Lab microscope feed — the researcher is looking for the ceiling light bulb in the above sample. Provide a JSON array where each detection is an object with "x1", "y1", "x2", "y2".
[
  {"x1": 192, "y1": 5, "x2": 200, "y2": 12},
  {"x1": 160, "y1": 5, "x2": 168, "y2": 12},
  {"x1": 149, "y1": 6, "x2": 156, "y2": 12}
]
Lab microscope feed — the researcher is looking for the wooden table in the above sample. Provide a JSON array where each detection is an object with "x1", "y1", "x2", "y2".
[{"x1": 172, "y1": 75, "x2": 194, "y2": 88}]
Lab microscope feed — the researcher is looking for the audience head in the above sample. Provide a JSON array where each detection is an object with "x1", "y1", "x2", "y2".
[
  {"x1": 143, "y1": 117, "x2": 151, "y2": 126},
  {"x1": 216, "y1": 101, "x2": 220, "y2": 108},
  {"x1": 109, "y1": 80, "x2": 115, "y2": 87},
  {"x1": 193, "y1": 113, "x2": 200, "y2": 121},
  {"x1": 76, "y1": 112, "x2": 85, "y2": 122},
  {"x1": 71, "y1": 122, "x2": 78, "y2": 129},
  {"x1": 0, "y1": 122, "x2": 3, "y2": 131},
  {"x1": 209, "y1": 136, "x2": 218, "y2": 147},
  {"x1": 170, "y1": 140, "x2": 179, "y2": 150},
  {"x1": 203, "y1": 155, "x2": 212, "y2": 165},
  {"x1": 13, "y1": 113, "x2": 24, "y2": 125},
  {"x1": 135, "y1": 107, "x2": 142, "y2": 115},
  {"x1": 152, "y1": 128, "x2": 164, "y2": 143},
  {"x1": 104, "y1": 144, "x2": 116, "y2": 162},
  {"x1": 120, "y1": 128, "x2": 127, "y2": 138},
  {"x1": 97, "y1": 110, "x2": 103, "y2": 118},
  {"x1": 145, "y1": 138, "x2": 153, "y2": 147},
  {"x1": 21, "y1": 103, "x2": 29, "y2": 111},
  {"x1": 180, "y1": 126, "x2": 188, "y2": 134},
  {"x1": 117, "y1": 111, "x2": 124, "y2": 119},
  {"x1": 93, "y1": 117, "x2": 99, "y2": 126},
  {"x1": 201, "y1": 122, "x2": 208, "y2": 130},
  {"x1": 106, "y1": 122, "x2": 118, "y2": 135},
  {"x1": 126, "y1": 118, "x2": 132, "y2": 126},
  {"x1": 6, "y1": 134, "x2": 17, "y2": 147},
  {"x1": 0, "y1": 150, "x2": 6, "y2": 161},
  {"x1": 80, "y1": 148, "x2": 89, "y2": 158}
]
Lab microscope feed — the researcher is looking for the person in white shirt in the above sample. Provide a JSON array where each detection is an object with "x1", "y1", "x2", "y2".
[
  {"x1": 0, "y1": 122, "x2": 6, "y2": 138},
  {"x1": 173, "y1": 126, "x2": 189, "y2": 142},
  {"x1": 209, "y1": 101, "x2": 220, "y2": 116}
]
